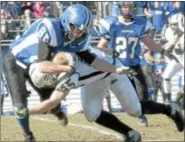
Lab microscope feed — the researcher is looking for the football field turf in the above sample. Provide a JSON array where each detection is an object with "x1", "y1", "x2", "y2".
[{"x1": 1, "y1": 113, "x2": 184, "y2": 141}]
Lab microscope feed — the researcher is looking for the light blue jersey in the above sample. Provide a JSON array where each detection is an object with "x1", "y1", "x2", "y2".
[
  {"x1": 151, "y1": 51, "x2": 167, "y2": 73},
  {"x1": 135, "y1": 2, "x2": 147, "y2": 17},
  {"x1": 166, "y1": 2, "x2": 185, "y2": 17},
  {"x1": 147, "y1": 2, "x2": 167, "y2": 33},
  {"x1": 9, "y1": 18, "x2": 91, "y2": 66},
  {"x1": 98, "y1": 16, "x2": 151, "y2": 66}
]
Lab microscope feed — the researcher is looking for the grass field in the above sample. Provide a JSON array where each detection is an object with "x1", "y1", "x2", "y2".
[{"x1": 1, "y1": 113, "x2": 184, "y2": 141}]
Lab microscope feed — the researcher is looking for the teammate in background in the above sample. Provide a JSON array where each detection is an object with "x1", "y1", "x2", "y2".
[
  {"x1": 96, "y1": 1, "x2": 174, "y2": 127},
  {"x1": 145, "y1": 50, "x2": 167, "y2": 103},
  {"x1": 140, "y1": 43, "x2": 157, "y2": 102},
  {"x1": 96, "y1": 1, "x2": 179, "y2": 127},
  {"x1": 146, "y1": 2, "x2": 167, "y2": 34},
  {"x1": 1, "y1": 71, "x2": 9, "y2": 115},
  {"x1": 111, "y1": 2, "x2": 147, "y2": 18},
  {"x1": 135, "y1": 2, "x2": 148, "y2": 21},
  {"x1": 3, "y1": 4, "x2": 128, "y2": 142}
]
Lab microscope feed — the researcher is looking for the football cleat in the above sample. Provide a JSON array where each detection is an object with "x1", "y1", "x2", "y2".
[
  {"x1": 124, "y1": 130, "x2": 142, "y2": 142},
  {"x1": 24, "y1": 132, "x2": 35, "y2": 142},
  {"x1": 169, "y1": 103, "x2": 184, "y2": 132}
]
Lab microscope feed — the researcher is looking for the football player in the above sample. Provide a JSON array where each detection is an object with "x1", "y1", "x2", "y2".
[
  {"x1": 29, "y1": 47, "x2": 184, "y2": 141},
  {"x1": 162, "y1": 12, "x2": 184, "y2": 104},
  {"x1": 95, "y1": 1, "x2": 175, "y2": 126},
  {"x1": 3, "y1": 4, "x2": 128, "y2": 141}
]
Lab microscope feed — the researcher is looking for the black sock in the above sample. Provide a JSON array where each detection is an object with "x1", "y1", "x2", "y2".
[
  {"x1": 140, "y1": 100, "x2": 171, "y2": 116},
  {"x1": 95, "y1": 110, "x2": 132, "y2": 135},
  {"x1": 166, "y1": 93, "x2": 172, "y2": 102}
]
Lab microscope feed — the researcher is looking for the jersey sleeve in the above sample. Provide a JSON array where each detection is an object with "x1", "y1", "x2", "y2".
[
  {"x1": 76, "y1": 49, "x2": 96, "y2": 65},
  {"x1": 96, "y1": 16, "x2": 118, "y2": 40},
  {"x1": 97, "y1": 19, "x2": 111, "y2": 40},
  {"x1": 36, "y1": 18, "x2": 58, "y2": 47}
]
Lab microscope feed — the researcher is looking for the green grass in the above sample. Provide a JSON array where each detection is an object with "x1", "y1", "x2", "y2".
[{"x1": 1, "y1": 113, "x2": 184, "y2": 141}]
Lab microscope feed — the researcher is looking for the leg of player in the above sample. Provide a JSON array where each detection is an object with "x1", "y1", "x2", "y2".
[
  {"x1": 81, "y1": 79, "x2": 142, "y2": 142},
  {"x1": 105, "y1": 91, "x2": 112, "y2": 112},
  {"x1": 96, "y1": 110, "x2": 141, "y2": 142},
  {"x1": 140, "y1": 100, "x2": 184, "y2": 132},
  {"x1": 159, "y1": 79, "x2": 166, "y2": 103},
  {"x1": 163, "y1": 60, "x2": 182, "y2": 104},
  {"x1": 130, "y1": 66, "x2": 149, "y2": 127},
  {"x1": 1, "y1": 94, "x2": 4, "y2": 115},
  {"x1": 4, "y1": 53, "x2": 35, "y2": 142},
  {"x1": 109, "y1": 73, "x2": 184, "y2": 132},
  {"x1": 131, "y1": 66, "x2": 149, "y2": 100}
]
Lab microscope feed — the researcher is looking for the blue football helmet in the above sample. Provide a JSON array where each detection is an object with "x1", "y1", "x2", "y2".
[
  {"x1": 61, "y1": 4, "x2": 93, "y2": 40},
  {"x1": 117, "y1": 1, "x2": 135, "y2": 19}
]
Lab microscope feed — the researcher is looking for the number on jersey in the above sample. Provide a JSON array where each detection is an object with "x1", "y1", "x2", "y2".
[
  {"x1": 37, "y1": 27, "x2": 50, "y2": 43},
  {"x1": 116, "y1": 37, "x2": 138, "y2": 58}
]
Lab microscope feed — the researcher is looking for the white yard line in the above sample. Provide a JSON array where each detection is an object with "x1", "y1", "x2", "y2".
[
  {"x1": 32, "y1": 116, "x2": 122, "y2": 140},
  {"x1": 32, "y1": 116, "x2": 182, "y2": 142}
]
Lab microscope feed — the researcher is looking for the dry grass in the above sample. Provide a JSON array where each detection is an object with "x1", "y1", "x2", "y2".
[{"x1": 1, "y1": 113, "x2": 184, "y2": 141}]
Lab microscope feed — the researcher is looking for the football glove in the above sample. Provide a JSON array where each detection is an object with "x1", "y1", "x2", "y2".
[{"x1": 116, "y1": 66, "x2": 137, "y2": 75}]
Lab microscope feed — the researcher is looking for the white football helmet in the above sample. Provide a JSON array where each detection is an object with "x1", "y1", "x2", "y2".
[
  {"x1": 29, "y1": 63, "x2": 58, "y2": 89},
  {"x1": 168, "y1": 13, "x2": 184, "y2": 32}
]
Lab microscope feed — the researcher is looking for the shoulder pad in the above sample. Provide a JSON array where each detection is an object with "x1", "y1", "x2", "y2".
[
  {"x1": 99, "y1": 16, "x2": 118, "y2": 31},
  {"x1": 36, "y1": 18, "x2": 58, "y2": 47}
]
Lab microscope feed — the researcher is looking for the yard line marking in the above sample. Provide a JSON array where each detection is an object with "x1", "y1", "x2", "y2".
[
  {"x1": 31, "y1": 116, "x2": 182, "y2": 142},
  {"x1": 32, "y1": 116, "x2": 123, "y2": 140}
]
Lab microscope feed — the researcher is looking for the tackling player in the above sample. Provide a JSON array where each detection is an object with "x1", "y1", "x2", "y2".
[{"x1": 3, "y1": 4, "x2": 128, "y2": 141}]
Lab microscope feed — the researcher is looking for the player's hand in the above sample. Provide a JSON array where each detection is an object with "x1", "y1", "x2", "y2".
[
  {"x1": 56, "y1": 72, "x2": 80, "y2": 91},
  {"x1": 116, "y1": 66, "x2": 137, "y2": 75},
  {"x1": 156, "y1": 59, "x2": 166, "y2": 64}
]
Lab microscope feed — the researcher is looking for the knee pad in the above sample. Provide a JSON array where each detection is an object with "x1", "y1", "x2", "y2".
[
  {"x1": 129, "y1": 108, "x2": 142, "y2": 117},
  {"x1": 127, "y1": 103, "x2": 142, "y2": 117},
  {"x1": 83, "y1": 109, "x2": 101, "y2": 122},
  {"x1": 4, "y1": 53, "x2": 18, "y2": 75},
  {"x1": 13, "y1": 106, "x2": 29, "y2": 119}
]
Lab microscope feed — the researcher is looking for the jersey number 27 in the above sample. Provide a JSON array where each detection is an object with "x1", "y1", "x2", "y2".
[{"x1": 116, "y1": 37, "x2": 138, "y2": 59}]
